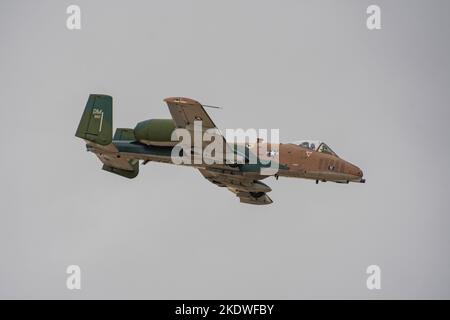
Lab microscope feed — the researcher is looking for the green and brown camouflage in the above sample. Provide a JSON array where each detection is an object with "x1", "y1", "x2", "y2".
[
  {"x1": 134, "y1": 119, "x2": 176, "y2": 146},
  {"x1": 76, "y1": 95, "x2": 365, "y2": 205},
  {"x1": 75, "y1": 94, "x2": 113, "y2": 146}
]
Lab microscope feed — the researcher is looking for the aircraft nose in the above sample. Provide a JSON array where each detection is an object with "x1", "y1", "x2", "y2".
[{"x1": 347, "y1": 163, "x2": 365, "y2": 182}]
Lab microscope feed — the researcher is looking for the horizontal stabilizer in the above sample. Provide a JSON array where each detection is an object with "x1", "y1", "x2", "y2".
[
  {"x1": 114, "y1": 128, "x2": 135, "y2": 141},
  {"x1": 102, "y1": 160, "x2": 139, "y2": 179}
]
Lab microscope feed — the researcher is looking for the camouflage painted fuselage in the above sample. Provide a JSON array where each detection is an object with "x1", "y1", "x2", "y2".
[{"x1": 77, "y1": 95, "x2": 365, "y2": 205}]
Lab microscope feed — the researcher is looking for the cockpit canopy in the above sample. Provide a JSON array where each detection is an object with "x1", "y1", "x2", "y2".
[{"x1": 293, "y1": 140, "x2": 338, "y2": 157}]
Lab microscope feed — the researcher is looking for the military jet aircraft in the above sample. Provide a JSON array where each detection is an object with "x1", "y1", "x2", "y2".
[{"x1": 76, "y1": 94, "x2": 365, "y2": 205}]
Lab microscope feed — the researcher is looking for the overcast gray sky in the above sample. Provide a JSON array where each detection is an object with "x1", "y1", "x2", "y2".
[{"x1": 1, "y1": 0, "x2": 450, "y2": 299}]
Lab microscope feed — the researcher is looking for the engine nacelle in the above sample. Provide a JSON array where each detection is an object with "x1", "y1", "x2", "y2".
[{"x1": 134, "y1": 119, "x2": 177, "y2": 146}]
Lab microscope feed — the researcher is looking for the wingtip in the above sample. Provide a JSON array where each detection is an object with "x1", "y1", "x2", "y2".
[{"x1": 163, "y1": 97, "x2": 200, "y2": 105}]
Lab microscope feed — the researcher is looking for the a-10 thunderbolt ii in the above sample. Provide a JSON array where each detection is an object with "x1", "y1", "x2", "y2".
[{"x1": 76, "y1": 94, "x2": 365, "y2": 205}]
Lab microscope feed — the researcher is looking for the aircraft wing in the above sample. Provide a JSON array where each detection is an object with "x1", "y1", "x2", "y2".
[
  {"x1": 163, "y1": 97, "x2": 233, "y2": 154},
  {"x1": 164, "y1": 97, "x2": 217, "y2": 129},
  {"x1": 198, "y1": 169, "x2": 273, "y2": 205}
]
